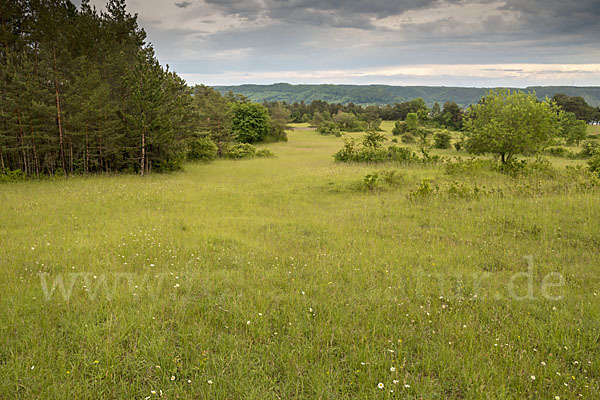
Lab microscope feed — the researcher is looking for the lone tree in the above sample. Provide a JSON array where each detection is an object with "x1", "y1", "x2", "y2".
[{"x1": 464, "y1": 89, "x2": 560, "y2": 164}]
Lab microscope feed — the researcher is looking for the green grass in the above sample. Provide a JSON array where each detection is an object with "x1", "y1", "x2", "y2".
[{"x1": 0, "y1": 128, "x2": 599, "y2": 399}]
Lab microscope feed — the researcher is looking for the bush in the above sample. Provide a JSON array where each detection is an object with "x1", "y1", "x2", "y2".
[
  {"x1": 589, "y1": 152, "x2": 600, "y2": 174},
  {"x1": 433, "y1": 131, "x2": 452, "y2": 149},
  {"x1": 0, "y1": 169, "x2": 26, "y2": 182},
  {"x1": 225, "y1": 143, "x2": 257, "y2": 159},
  {"x1": 401, "y1": 134, "x2": 416, "y2": 144},
  {"x1": 408, "y1": 178, "x2": 438, "y2": 199},
  {"x1": 318, "y1": 121, "x2": 341, "y2": 136},
  {"x1": 581, "y1": 140, "x2": 600, "y2": 157},
  {"x1": 363, "y1": 172, "x2": 380, "y2": 192},
  {"x1": 388, "y1": 145, "x2": 417, "y2": 162},
  {"x1": 187, "y1": 137, "x2": 218, "y2": 162},
  {"x1": 354, "y1": 147, "x2": 389, "y2": 163},
  {"x1": 546, "y1": 146, "x2": 568, "y2": 157},
  {"x1": 392, "y1": 121, "x2": 408, "y2": 136},
  {"x1": 256, "y1": 149, "x2": 275, "y2": 158},
  {"x1": 499, "y1": 157, "x2": 555, "y2": 178},
  {"x1": 405, "y1": 113, "x2": 418, "y2": 131},
  {"x1": 359, "y1": 169, "x2": 405, "y2": 192}
]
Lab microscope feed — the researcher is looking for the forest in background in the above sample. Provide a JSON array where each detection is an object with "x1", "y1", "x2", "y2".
[{"x1": 215, "y1": 83, "x2": 600, "y2": 108}]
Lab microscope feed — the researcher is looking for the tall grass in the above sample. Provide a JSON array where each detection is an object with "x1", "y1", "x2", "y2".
[{"x1": 0, "y1": 127, "x2": 598, "y2": 399}]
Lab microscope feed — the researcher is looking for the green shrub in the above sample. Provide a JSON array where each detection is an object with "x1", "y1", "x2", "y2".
[
  {"x1": 405, "y1": 113, "x2": 418, "y2": 131},
  {"x1": 388, "y1": 145, "x2": 417, "y2": 162},
  {"x1": 498, "y1": 157, "x2": 555, "y2": 178},
  {"x1": 498, "y1": 158, "x2": 528, "y2": 177},
  {"x1": 0, "y1": 168, "x2": 26, "y2": 182},
  {"x1": 225, "y1": 143, "x2": 257, "y2": 159},
  {"x1": 546, "y1": 146, "x2": 568, "y2": 157},
  {"x1": 589, "y1": 152, "x2": 600, "y2": 174},
  {"x1": 408, "y1": 178, "x2": 438, "y2": 199},
  {"x1": 333, "y1": 136, "x2": 358, "y2": 162},
  {"x1": 363, "y1": 172, "x2": 380, "y2": 192},
  {"x1": 359, "y1": 169, "x2": 405, "y2": 192},
  {"x1": 256, "y1": 149, "x2": 275, "y2": 158},
  {"x1": 354, "y1": 147, "x2": 389, "y2": 163},
  {"x1": 187, "y1": 137, "x2": 218, "y2": 162},
  {"x1": 581, "y1": 140, "x2": 599, "y2": 157},
  {"x1": 446, "y1": 181, "x2": 501, "y2": 199},
  {"x1": 334, "y1": 135, "x2": 421, "y2": 165},
  {"x1": 433, "y1": 131, "x2": 452, "y2": 149},
  {"x1": 392, "y1": 121, "x2": 408, "y2": 136},
  {"x1": 318, "y1": 121, "x2": 341, "y2": 137},
  {"x1": 401, "y1": 134, "x2": 416, "y2": 144}
]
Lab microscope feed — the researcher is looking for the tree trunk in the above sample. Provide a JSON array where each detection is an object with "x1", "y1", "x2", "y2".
[
  {"x1": 85, "y1": 125, "x2": 89, "y2": 174},
  {"x1": 69, "y1": 141, "x2": 73, "y2": 175},
  {"x1": 140, "y1": 126, "x2": 146, "y2": 176},
  {"x1": 16, "y1": 109, "x2": 28, "y2": 174},
  {"x1": 31, "y1": 132, "x2": 40, "y2": 177},
  {"x1": 52, "y1": 43, "x2": 67, "y2": 175}
]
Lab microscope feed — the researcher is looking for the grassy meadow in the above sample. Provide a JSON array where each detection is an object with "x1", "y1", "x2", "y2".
[{"x1": 0, "y1": 124, "x2": 599, "y2": 399}]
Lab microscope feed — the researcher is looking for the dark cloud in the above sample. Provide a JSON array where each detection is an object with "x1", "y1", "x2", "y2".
[
  {"x1": 204, "y1": 0, "x2": 445, "y2": 29},
  {"x1": 174, "y1": 1, "x2": 193, "y2": 8},
  {"x1": 95, "y1": 0, "x2": 600, "y2": 86}
]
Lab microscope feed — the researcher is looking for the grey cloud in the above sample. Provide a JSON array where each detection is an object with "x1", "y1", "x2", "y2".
[
  {"x1": 175, "y1": 1, "x2": 193, "y2": 8},
  {"x1": 116, "y1": 0, "x2": 600, "y2": 86},
  {"x1": 204, "y1": 0, "x2": 444, "y2": 29}
]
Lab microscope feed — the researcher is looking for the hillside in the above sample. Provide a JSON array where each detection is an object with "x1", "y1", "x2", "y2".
[{"x1": 214, "y1": 83, "x2": 600, "y2": 107}]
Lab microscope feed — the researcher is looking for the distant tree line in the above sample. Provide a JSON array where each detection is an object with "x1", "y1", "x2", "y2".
[
  {"x1": 269, "y1": 98, "x2": 466, "y2": 132},
  {"x1": 271, "y1": 93, "x2": 599, "y2": 128},
  {"x1": 216, "y1": 83, "x2": 600, "y2": 110},
  {"x1": 0, "y1": 0, "x2": 285, "y2": 178}
]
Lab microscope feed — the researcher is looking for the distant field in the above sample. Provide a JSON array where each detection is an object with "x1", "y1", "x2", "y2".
[{"x1": 0, "y1": 127, "x2": 599, "y2": 398}]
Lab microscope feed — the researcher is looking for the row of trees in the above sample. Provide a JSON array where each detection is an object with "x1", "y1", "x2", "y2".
[
  {"x1": 0, "y1": 0, "x2": 287, "y2": 177},
  {"x1": 0, "y1": 0, "x2": 193, "y2": 176},
  {"x1": 275, "y1": 98, "x2": 465, "y2": 130},
  {"x1": 276, "y1": 92, "x2": 600, "y2": 134}
]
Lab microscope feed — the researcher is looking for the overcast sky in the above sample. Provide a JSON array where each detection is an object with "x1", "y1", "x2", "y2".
[{"x1": 84, "y1": 0, "x2": 600, "y2": 87}]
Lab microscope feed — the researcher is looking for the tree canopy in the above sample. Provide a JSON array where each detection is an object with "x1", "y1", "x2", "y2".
[
  {"x1": 464, "y1": 90, "x2": 561, "y2": 163},
  {"x1": 230, "y1": 103, "x2": 271, "y2": 144}
]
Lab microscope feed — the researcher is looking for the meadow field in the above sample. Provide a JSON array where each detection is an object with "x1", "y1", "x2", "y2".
[{"x1": 0, "y1": 124, "x2": 599, "y2": 399}]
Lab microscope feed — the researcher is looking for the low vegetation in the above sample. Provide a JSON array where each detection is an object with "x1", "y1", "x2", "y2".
[{"x1": 1, "y1": 124, "x2": 598, "y2": 399}]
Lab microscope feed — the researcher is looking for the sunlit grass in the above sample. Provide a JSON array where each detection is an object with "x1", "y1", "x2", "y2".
[{"x1": 0, "y1": 127, "x2": 598, "y2": 399}]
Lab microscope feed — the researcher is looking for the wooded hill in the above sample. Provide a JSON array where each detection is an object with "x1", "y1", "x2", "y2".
[{"x1": 214, "y1": 84, "x2": 600, "y2": 108}]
